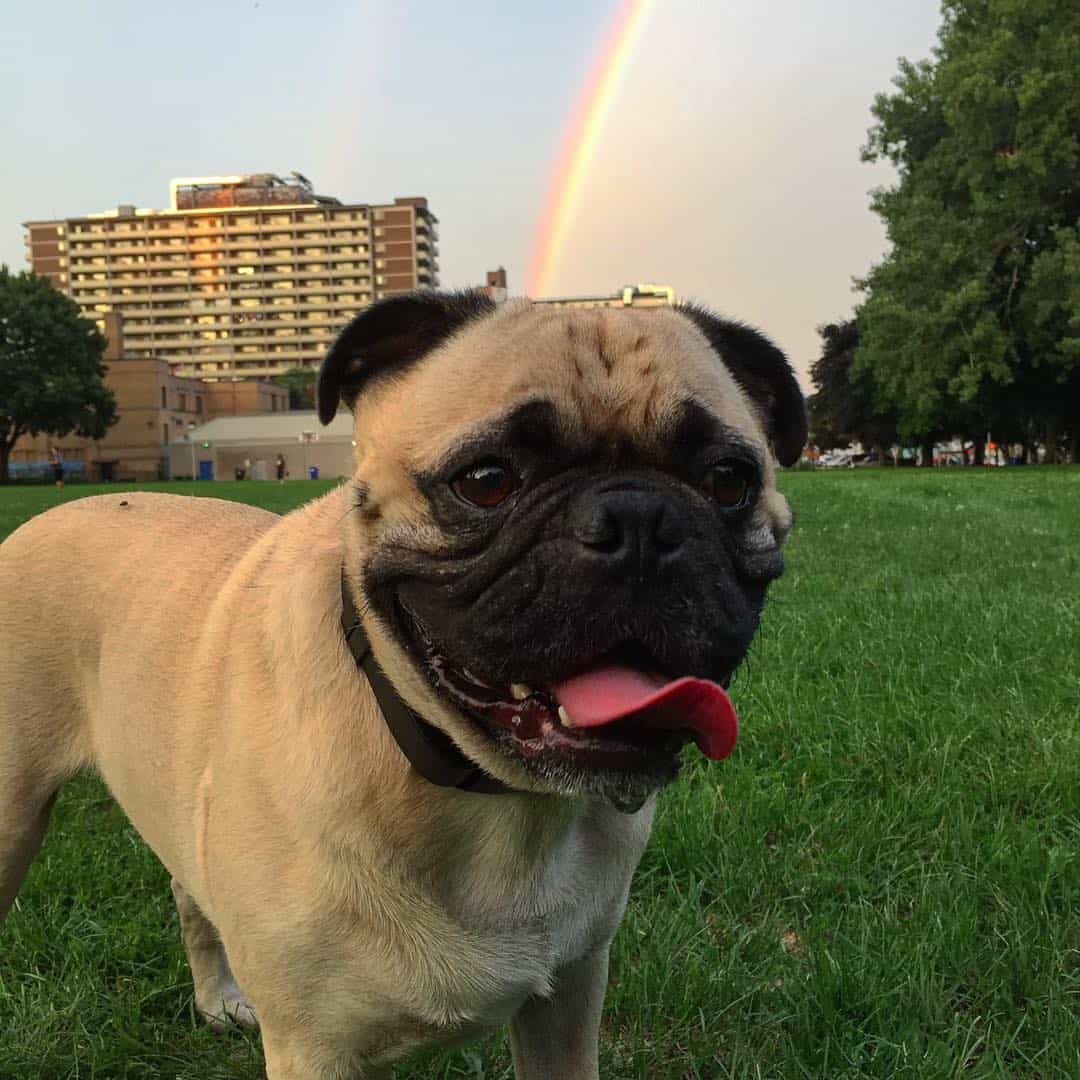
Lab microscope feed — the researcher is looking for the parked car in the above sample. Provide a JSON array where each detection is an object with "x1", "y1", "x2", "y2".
[{"x1": 819, "y1": 451, "x2": 855, "y2": 468}]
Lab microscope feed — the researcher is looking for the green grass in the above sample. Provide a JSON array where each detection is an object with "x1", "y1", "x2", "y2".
[{"x1": 1, "y1": 470, "x2": 1079, "y2": 1078}]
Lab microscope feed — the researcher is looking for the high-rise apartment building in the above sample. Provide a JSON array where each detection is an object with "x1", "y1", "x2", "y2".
[{"x1": 23, "y1": 173, "x2": 439, "y2": 381}]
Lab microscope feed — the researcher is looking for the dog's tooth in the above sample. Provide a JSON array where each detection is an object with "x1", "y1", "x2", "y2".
[
  {"x1": 510, "y1": 683, "x2": 532, "y2": 701},
  {"x1": 558, "y1": 705, "x2": 576, "y2": 728}
]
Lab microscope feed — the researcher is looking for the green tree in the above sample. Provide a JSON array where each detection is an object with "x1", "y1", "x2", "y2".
[
  {"x1": 808, "y1": 318, "x2": 899, "y2": 460},
  {"x1": 0, "y1": 268, "x2": 117, "y2": 482},
  {"x1": 273, "y1": 366, "x2": 316, "y2": 410},
  {"x1": 1019, "y1": 223, "x2": 1080, "y2": 459},
  {"x1": 855, "y1": 0, "x2": 1080, "y2": 462}
]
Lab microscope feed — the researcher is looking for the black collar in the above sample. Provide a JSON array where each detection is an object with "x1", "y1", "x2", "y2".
[{"x1": 340, "y1": 573, "x2": 512, "y2": 796}]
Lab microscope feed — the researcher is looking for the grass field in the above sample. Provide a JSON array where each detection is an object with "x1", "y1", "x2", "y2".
[{"x1": 1, "y1": 470, "x2": 1078, "y2": 1079}]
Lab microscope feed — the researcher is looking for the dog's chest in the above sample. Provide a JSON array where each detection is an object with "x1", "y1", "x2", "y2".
[
  {"x1": 313, "y1": 801, "x2": 655, "y2": 1067},
  {"x1": 414, "y1": 802, "x2": 653, "y2": 1028}
]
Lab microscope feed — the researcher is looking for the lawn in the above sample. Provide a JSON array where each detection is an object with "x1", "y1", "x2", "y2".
[{"x1": 1, "y1": 470, "x2": 1078, "y2": 1079}]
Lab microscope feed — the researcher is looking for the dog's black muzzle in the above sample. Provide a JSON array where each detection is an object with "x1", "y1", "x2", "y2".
[{"x1": 387, "y1": 473, "x2": 775, "y2": 693}]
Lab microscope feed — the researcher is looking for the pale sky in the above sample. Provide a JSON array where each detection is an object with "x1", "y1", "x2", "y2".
[{"x1": 0, "y1": 0, "x2": 942, "y2": 385}]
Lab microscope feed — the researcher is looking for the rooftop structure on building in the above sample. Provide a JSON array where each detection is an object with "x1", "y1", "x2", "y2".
[
  {"x1": 482, "y1": 267, "x2": 509, "y2": 304},
  {"x1": 169, "y1": 172, "x2": 342, "y2": 212},
  {"x1": 479, "y1": 271, "x2": 674, "y2": 309},
  {"x1": 23, "y1": 173, "x2": 439, "y2": 383},
  {"x1": 534, "y1": 283, "x2": 675, "y2": 309}
]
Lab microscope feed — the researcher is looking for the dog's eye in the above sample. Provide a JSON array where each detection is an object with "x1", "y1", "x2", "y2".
[
  {"x1": 451, "y1": 462, "x2": 518, "y2": 508},
  {"x1": 701, "y1": 464, "x2": 751, "y2": 509}
]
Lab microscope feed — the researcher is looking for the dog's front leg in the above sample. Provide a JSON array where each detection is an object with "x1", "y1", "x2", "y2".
[
  {"x1": 261, "y1": 1027, "x2": 392, "y2": 1080},
  {"x1": 509, "y1": 947, "x2": 608, "y2": 1080}
]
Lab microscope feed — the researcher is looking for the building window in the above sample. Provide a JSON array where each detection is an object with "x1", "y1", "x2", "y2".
[
  {"x1": 162, "y1": 423, "x2": 169, "y2": 444},
  {"x1": 179, "y1": 392, "x2": 187, "y2": 411},
  {"x1": 161, "y1": 387, "x2": 167, "y2": 408}
]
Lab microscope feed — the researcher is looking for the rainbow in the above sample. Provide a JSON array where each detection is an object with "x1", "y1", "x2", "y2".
[{"x1": 526, "y1": 0, "x2": 655, "y2": 299}]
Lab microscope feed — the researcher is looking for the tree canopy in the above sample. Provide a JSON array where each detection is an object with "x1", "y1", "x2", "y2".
[
  {"x1": 0, "y1": 268, "x2": 117, "y2": 481},
  {"x1": 273, "y1": 366, "x2": 316, "y2": 411},
  {"x1": 808, "y1": 319, "x2": 898, "y2": 455},
  {"x1": 852, "y1": 0, "x2": 1080, "y2": 460}
]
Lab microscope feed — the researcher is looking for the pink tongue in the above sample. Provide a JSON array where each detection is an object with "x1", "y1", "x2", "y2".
[{"x1": 551, "y1": 666, "x2": 738, "y2": 761}]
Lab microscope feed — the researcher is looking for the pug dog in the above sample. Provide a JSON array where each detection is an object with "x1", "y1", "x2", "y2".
[{"x1": 0, "y1": 291, "x2": 806, "y2": 1079}]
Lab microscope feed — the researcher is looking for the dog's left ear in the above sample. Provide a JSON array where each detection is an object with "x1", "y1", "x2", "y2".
[
  {"x1": 318, "y1": 290, "x2": 496, "y2": 424},
  {"x1": 676, "y1": 303, "x2": 808, "y2": 467}
]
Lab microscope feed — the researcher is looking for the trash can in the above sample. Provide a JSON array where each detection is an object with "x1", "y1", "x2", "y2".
[
  {"x1": 235, "y1": 466, "x2": 246, "y2": 481},
  {"x1": 308, "y1": 466, "x2": 320, "y2": 480}
]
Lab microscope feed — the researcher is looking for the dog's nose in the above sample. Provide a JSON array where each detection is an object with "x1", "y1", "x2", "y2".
[{"x1": 570, "y1": 489, "x2": 685, "y2": 577}]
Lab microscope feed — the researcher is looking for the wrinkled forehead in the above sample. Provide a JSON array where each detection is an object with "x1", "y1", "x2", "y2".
[{"x1": 354, "y1": 304, "x2": 766, "y2": 470}]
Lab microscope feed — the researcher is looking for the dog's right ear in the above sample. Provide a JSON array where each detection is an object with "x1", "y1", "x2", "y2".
[{"x1": 317, "y1": 290, "x2": 496, "y2": 424}]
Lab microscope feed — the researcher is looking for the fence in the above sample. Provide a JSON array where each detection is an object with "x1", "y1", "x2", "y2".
[{"x1": 6, "y1": 460, "x2": 88, "y2": 482}]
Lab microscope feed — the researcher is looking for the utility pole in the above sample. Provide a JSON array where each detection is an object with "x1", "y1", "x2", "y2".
[{"x1": 186, "y1": 421, "x2": 197, "y2": 489}]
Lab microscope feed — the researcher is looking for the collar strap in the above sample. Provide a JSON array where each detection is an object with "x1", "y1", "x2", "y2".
[{"x1": 340, "y1": 573, "x2": 512, "y2": 795}]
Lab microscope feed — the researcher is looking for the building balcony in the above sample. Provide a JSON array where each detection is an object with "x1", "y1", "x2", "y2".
[{"x1": 125, "y1": 329, "x2": 338, "y2": 351}]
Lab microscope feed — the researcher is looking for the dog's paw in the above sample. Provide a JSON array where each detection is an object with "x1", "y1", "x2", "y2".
[{"x1": 198, "y1": 990, "x2": 259, "y2": 1034}]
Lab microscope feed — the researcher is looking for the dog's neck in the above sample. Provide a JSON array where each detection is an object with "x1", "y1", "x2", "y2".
[{"x1": 340, "y1": 571, "x2": 513, "y2": 797}]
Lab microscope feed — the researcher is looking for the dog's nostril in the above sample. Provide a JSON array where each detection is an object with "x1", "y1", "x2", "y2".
[
  {"x1": 576, "y1": 505, "x2": 624, "y2": 554},
  {"x1": 652, "y1": 505, "x2": 683, "y2": 553}
]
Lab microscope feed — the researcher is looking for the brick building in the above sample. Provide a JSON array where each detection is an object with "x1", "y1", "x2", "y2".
[
  {"x1": 23, "y1": 173, "x2": 438, "y2": 382},
  {"x1": 10, "y1": 312, "x2": 287, "y2": 482},
  {"x1": 205, "y1": 380, "x2": 289, "y2": 419}
]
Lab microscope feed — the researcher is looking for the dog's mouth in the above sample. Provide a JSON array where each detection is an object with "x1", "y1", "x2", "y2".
[{"x1": 398, "y1": 603, "x2": 739, "y2": 771}]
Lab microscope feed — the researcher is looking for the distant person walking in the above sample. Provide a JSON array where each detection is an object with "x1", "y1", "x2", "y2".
[
  {"x1": 48, "y1": 447, "x2": 64, "y2": 490},
  {"x1": 275, "y1": 453, "x2": 287, "y2": 484}
]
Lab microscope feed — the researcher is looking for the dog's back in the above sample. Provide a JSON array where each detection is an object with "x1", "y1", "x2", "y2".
[{"x1": 0, "y1": 492, "x2": 277, "y2": 922}]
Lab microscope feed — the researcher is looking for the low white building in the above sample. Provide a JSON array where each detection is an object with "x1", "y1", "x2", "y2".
[{"x1": 167, "y1": 411, "x2": 354, "y2": 481}]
